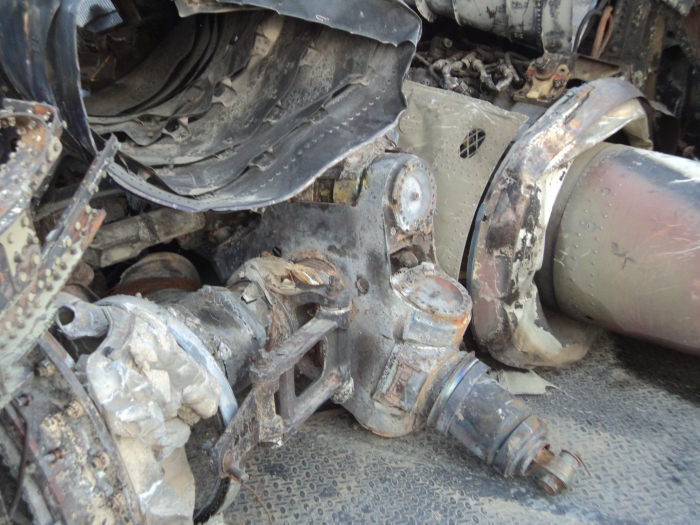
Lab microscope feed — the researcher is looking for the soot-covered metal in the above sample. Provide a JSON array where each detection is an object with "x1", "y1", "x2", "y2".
[{"x1": 0, "y1": 1, "x2": 698, "y2": 524}]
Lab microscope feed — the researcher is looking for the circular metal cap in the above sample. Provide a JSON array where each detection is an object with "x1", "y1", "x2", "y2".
[
  {"x1": 393, "y1": 264, "x2": 472, "y2": 319},
  {"x1": 392, "y1": 159, "x2": 437, "y2": 232}
]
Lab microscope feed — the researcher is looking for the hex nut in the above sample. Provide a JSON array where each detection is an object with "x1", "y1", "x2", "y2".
[{"x1": 36, "y1": 359, "x2": 56, "y2": 377}]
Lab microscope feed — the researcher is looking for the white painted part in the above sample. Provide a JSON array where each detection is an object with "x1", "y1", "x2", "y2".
[
  {"x1": 497, "y1": 369, "x2": 557, "y2": 395},
  {"x1": 633, "y1": 149, "x2": 700, "y2": 183}
]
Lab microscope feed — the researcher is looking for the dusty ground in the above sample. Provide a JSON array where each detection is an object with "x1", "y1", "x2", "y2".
[{"x1": 216, "y1": 334, "x2": 700, "y2": 525}]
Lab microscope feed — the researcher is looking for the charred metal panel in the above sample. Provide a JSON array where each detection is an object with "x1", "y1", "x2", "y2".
[{"x1": 469, "y1": 78, "x2": 651, "y2": 368}]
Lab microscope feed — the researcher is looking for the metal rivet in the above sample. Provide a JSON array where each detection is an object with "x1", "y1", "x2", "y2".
[{"x1": 65, "y1": 400, "x2": 84, "y2": 419}]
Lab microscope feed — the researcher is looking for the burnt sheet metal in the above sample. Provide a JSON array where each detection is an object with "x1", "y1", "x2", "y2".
[
  {"x1": 0, "y1": 333, "x2": 143, "y2": 524},
  {"x1": 117, "y1": 16, "x2": 321, "y2": 167},
  {"x1": 55, "y1": 294, "x2": 226, "y2": 524},
  {"x1": 199, "y1": 0, "x2": 422, "y2": 46},
  {"x1": 0, "y1": 100, "x2": 114, "y2": 405},
  {"x1": 543, "y1": 144, "x2": 700, "y2": 355},
  {"x1": 406, "y1": 0, "x2": 596, "y2": 53},
  {"x1": 144, "y1": 29, "x2": 378, "y2": 196},
  {"x1": 468, "y1": 78, "x2": 652, "y2": 369},
  {"x1": 0, "y1": 0, "x2": 59, "y2": 105},
  {"x1": 0, "y1": 0, "x2": 97, "y2": 152},
  {"x1": 1, "y1": 1, "x2": 420, "y2": 211},
  {"x1": 88, "y1": 11, "x2": 262, "y2": 139},
  {"x1": 108, "y1": 41, "x2": 415, "y2": 211},
  {"x1": 397, "y1": 81, "x2": 527, "y2": 279}
]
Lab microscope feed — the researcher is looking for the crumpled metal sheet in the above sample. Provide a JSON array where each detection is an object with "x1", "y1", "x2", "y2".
[
  {"x1": 469, "y1": 78, "x2": 651, "y2": 369},
  {"x1": 84, "y1": 16, "x2": 201, "y2": 117},
  {"x1": 113, "y1": 15, "x2": 319, "y2": 166},
  {"x1": 88, "y1": 12, "x2": 261, "y2": 134},
  {"x1": 108, "y1": 41, "x2": 415, "y2": 211},
  {"x1": 144, "y1": 27, "x2": 378, "y2": 196},
  {"x1": 62, "y1": 296, "x2": 222, "y2": 525},
  {"x1": 1, "y1": 1, "x2": 420, "y2": 212}
]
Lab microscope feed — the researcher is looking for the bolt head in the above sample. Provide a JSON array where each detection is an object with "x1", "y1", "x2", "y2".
[{"x1": 36, "y1": 359, "x2": 56, "y2": 377}]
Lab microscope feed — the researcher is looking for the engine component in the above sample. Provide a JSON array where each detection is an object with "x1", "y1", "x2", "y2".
[
  {"x1": 428, "y1": 353, "x2": 581, "y2": 495},
  {"x1": 215, "y1": 151, "x2": 580, "y2": 492},
  {"x1": 514, "y1": 54, "x2": 574, "y2": 107},
  {"x1": 468, "y1": 77, "x2": 653, "y2": 368},
  {"x1": 112, "y1": 252, "x2": 202, "y2": 299},
  {"x1": 54, "y1": 292, "x2": 236, "y2": 523},
  {"x1": 406, "y1": 0, "x2": 598, "y2": 53},
  {"x1": 6, "y1": 1, "x2": 700, "y2": 522},
  {"x1": 538, "y1": 143, "x2": 700, "y2": 355},
  {"x1": 408, "y1": 38, "x2": 525, "y2": 97},
  {"x1": 84, "y1": 208, "x2": 206, "y2": 268},
  {"x1": 1, "y1": 333, "x2": 144, "y2": 524},
  {"x1": 397, "y1": 80, "x2": 528, "y2": 278},
  {"x1": 0, "y1": 0, "x2": 421, "y2": 213},
  {"x1": 0, "y1": 99, "x2": 112, "y2": 407}
]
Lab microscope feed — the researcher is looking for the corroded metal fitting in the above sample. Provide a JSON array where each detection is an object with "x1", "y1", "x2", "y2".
[{"x1": 428, "y1": 354, "x2": 581, "y2": 494}]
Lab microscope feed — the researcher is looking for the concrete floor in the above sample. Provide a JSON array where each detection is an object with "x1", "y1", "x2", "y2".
[{"x1": 218, "y1": 333, "x2": 700, "y2": 525}]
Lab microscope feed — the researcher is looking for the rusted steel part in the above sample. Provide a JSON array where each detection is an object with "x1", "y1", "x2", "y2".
[
  {"x1": 0, "y1": 99, "x2": 62, "y2": 232},
  {"x1": 105, "y1": 277, "x2": 200, "y2": 298},
  {"x1": 84, "y1": 208, "x2": 206, "y2": 268},
  {"x1": 0, "y1": 137, "x2": 115, "y2": 369},
  {"x1": 38, "y1": 333, "x2": 144, "y2": 523},
  {"x1": 0, "y1": 334, "x2": 142, "y2": 524},
  {"x1": 427, "y1": 353, "x2": 581, "y2": 494},
  {"x1": 215, "y1": 308, "x2": 349, "y2": 479},
  {"x1": 214, "y1": 267, "x2": 352, "y2": 481},
  {"x1": 546, "y1": 144, "x2": 700, "y2": 355},
  {"x1": 469, "y1": 78, "x2": 649, "y2": 369}
]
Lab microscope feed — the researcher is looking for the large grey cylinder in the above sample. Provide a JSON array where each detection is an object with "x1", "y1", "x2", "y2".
[
  {"x1": 542, "y1": 144, "x2": 700, "y2": 354},
  {"x1": 405, "y1": 0, "x2": 597, "y2": 52}
]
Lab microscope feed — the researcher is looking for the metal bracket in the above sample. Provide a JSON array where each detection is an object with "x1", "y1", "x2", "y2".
[{"x1": 213, "y1": 295, "x2": 351, "y2": 481}]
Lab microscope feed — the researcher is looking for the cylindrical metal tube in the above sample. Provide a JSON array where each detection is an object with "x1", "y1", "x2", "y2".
[
  {"x1": 544, "y1": 144, "x2": 700, "y2": 354},
  {"x1": 405, "y1": 0, "x2": 597, "y2": 52},
  {"x1": 428, "y1": 356, "x2": 580, "y2": 493}
]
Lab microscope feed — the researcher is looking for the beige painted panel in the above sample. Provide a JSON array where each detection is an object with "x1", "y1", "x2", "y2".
[{"x1": 397, "y1": 82, "x2": 527, "y2": 278}]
